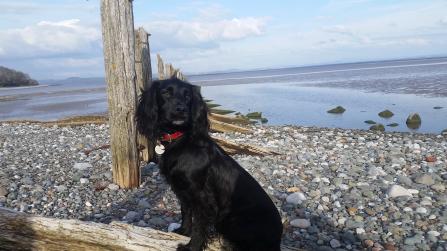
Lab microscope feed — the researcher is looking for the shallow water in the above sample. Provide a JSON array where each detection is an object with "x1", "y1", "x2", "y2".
[
  {"x1": 201, "y1": 83, "x2": 447, "y2": 133},
  {"x1": 1, "y1": 57, "x2": 447, "y2": 133}
]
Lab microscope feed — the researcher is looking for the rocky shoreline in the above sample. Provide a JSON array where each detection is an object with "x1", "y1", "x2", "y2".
[{"x1": 0, "y1": 123, "x2": 446, "y2": 251}]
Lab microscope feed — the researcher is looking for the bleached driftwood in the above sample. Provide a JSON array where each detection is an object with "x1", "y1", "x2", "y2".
[
  {"x1": 209, "y1": 113, "x2": 251, "y2": 125},
  {"x1": 212, "y1": 137, "x2": 280, "y2": 156},
  {"x1": 0, "y1": 207, "x2": 299, "y2": 251},
  {"x1": 209, "y1": 119, "x2": 252, "y2": 134},
  {"x1": 0, "y1": 207, "x2": 196, "y2": 251}
]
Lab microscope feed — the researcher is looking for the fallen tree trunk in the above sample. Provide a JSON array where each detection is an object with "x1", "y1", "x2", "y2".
[
  {"x1": 0, "y1": 207, "x2": 200, "y2": 251},
  {"x1": 0, "y1": 207, "x2": 299, "y2": 251}
]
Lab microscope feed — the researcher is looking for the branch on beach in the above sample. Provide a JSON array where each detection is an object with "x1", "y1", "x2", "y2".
[
  {"x1": 209, "y1": 119, "x2": 253, "y2": 134},
  {"x1": 212, "y1": 136, "x2": 280, "y2": 156},
  {"x1": 83, "y1": 144, "x2": 111, "y2": 156}
]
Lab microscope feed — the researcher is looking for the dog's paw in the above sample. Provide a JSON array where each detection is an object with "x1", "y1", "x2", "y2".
[
  {"x1": 173, "y1": 227, "x2": 192, "y2": 237},
  {"x1": 176, "y1": 243, "x2": 191, "y2": 251}
]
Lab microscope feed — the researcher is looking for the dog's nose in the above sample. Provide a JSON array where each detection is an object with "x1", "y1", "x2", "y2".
[{"x1": 176, "y1": 105, "x2": 186, "y2": 113}]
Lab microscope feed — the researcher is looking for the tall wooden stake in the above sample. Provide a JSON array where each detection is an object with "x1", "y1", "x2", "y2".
[
  {"x1": 100, "y1": 0, "x2": 140, "y2": 188},
  {"x1": 135, "y1": 27, "x2": 153, "y2": 162}
]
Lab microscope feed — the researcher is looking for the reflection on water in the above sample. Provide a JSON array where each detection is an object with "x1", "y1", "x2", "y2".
[{"x1": 202, "y1": 83, "x2": 447, "y2": 133}]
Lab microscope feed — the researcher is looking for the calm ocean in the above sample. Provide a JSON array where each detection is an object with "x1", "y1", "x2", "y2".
[{"x1": 1, "y1": 57, "x2": 447, "y2": 133}]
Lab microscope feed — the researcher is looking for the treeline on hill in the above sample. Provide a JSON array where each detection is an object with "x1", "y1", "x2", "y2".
[{"x1": 0, "y1": 66, "x2": 39, "y2": 87}]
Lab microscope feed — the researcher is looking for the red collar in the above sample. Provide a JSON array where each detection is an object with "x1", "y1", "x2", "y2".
[{"x1": 160, "y1": 131, "x2": 184, "y2": 142}]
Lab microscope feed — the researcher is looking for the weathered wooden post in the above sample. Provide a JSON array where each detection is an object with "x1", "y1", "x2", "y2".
[
  {"x1": 157, "y1": 54, "x2": 165, "y2": 80},
  {"x1": 156, "y1": 54, "x2": 186, "y2": 81},
  {"x1": 100, "y1": 0, "x2": 140, "y2": 188},
  {"x1": 135, "y1": 27, "x2": 153, "y2": 162}
]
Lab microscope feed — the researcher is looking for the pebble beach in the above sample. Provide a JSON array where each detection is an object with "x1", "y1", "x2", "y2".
[{"x1": 1, "y1": 122, "x2": 446, "y2": 251}]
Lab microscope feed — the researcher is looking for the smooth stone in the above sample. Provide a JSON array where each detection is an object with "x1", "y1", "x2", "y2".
[
  {"x1": 21, "y1": 177, "x2": 33, "y2": 185},
  {"x1": 321, "y1": 177, "x2": 330, "y2": 183},
  {"x1": 407, "y1": 189, "x2": 419, "y2": 194},
  {"x1": 0, "y1": 186, "x2": 8, "y2": 197},
  {"x1": 103, "y1": 171, "x2": 113, "y2": 180},
  {"x1": 73, "y1": 162, "x2": 92, "y2": 171},
  {"x1": 124, "y1": 211, "x2": 139, "y2": 222},
  {"x1": 290, "y1": 218, "x2": 311, "y2": 228},
  {"x1": 322, "y1": 196, "x2": 330, "y2": 203},
  {"x1": 138, "y1": 199, "x2": 151, "y2": 209},
  {"x1": 346, "y1": 220, "x2": 364, "y2": 229},
  {"x1": 94, "y1": 213, "x2": 104, "y2": 218},
  {"x1": 427, "y1": 231, "x2": 440, "y2": 237},
  {"x1": 341, "y1": 231, "x2": 357, "y2": 243},
  {"x1": 286, "y1": 192, "x2": 306, "y2": 205},
  {"x1": 378, "y1": 109, "x2": 394, "y2": 118},
  {"x1": 416, "y1": 207, "x2": 428, "y2": 214},
  {"x1": 356, "y1": 228, "x2": 366, "y2": 235},
  {"x1": 414, "y1": 174, "x2": 435, "y2": 185},
  {"x1": 108, "y1": 183, "x2": 120, "y2": 191},
  {"x1": 80, "y1": 178, "x2": 89, "y2": 184},
  {"x1": 55, "y1": 185, "x2": 67, "y2": 192},
  {"x1": 406, "y1": 113, "x2": 422, "y2": 129},
  {"x1": 388, "y1": 185, "x2": 412, "y2": 198},
  {"x1": 327, "y1": 106, "x2": 346, "y2": 114},
  {"x1": 368, "y1": 166, "x2": 385, "y2": 177},
  {"x1": 431, "y1": 183, "x2": 445, "y2": 192},
  {"x1": 370, "y1": 124, "x2": 385, "y2": 132},
  {"x1": 149, "y1": 217, "x2": 167, "y2": 226},
  {"x1": 404, "y1": 234, "x2": 423, "y2": 245},
  {"x1": 397, "y1": 175, "x2": 413, "y2": 186},
  {"x1": 168, "y1": 222, "x2": 181, "y2": 232},
  {"x1": 137, "y1": 220, "x2": 148, "y2": 227},
  {"x1": 330, "y1": 239, "x2": 342, "y2": 248}
]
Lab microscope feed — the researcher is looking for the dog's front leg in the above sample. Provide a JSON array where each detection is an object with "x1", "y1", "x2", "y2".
[
  {"x1": 177, "y1": 211, "x2": 209, "y2": 251},
  {"x1": 174, "y1": 201, "x2": 192, "y2": 236}
]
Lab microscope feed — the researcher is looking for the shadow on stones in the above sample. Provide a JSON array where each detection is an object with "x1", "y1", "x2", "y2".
[
  {"x1": 86, "y1": 160, "x2": 365, "y2": 251},
  {"x1": 84, "y1": 161, "x2": 181, "y2": 232}
]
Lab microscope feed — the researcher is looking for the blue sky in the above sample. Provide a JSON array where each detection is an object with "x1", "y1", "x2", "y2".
[{"x1": 0, "y1": 0, "x2": 446, "y2": 79}]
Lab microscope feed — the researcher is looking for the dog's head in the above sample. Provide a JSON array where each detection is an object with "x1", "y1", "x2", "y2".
[{"x1": 136, "y1": 78, "x2": 209, "y2": 141}]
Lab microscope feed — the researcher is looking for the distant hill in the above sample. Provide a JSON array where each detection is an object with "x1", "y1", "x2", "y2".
[
  {"x1": 41, "y1": 77, "x2": 106, "y2": 86},
  {"x1": 0, "y1": 66, "x2": 39, "y2": 87}
]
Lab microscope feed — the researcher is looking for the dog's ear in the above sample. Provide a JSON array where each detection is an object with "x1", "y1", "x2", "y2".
[
  {"x1": 190, "y1": 85, "x2": 209, "y2": 137},
  {"x1": 136, "y1": 81, "x2": 160, "y2": 141}
]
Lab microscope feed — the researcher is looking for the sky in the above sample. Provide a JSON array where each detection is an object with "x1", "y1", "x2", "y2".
[{"x1": 0, "y1": 0, "x2": 446, "y2": 80}]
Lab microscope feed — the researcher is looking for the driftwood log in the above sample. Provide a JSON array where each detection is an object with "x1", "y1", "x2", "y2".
[
  {"x1": 209, "y1": 119, "x2": 252, "y2": 134},
  {"x1": 212, "y1": 137, "x2": 280, "y2": 156},
  {"x1": 0, "y1": 207, "x2": 300, "y2": 251},
  {"x1": 0, "y1": 207, "x2": 196, "y2": 251}
]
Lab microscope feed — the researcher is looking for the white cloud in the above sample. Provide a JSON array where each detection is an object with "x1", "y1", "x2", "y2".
[
  {"x1": 0, "y1": 19, "x2": 101, "y2": 59},
  {"x1": 144, "y1": 17, "x2": 268, "y2": 51},
  {"x1": 441, "y1": 17, "x2": 447, "y2": 25}
]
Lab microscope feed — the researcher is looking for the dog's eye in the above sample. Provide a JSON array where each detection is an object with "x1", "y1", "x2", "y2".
[
  {"x1": 161, "y1": 88, "x2": 172, "y2": 96},
  {"x1": 184, "y1": 90, "x2": 191, "y2": 99}
]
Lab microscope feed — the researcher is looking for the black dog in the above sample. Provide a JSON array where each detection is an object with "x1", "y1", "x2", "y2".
[{"x1": 136, "y1": 78, "x2": 282, "y2": 251}]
